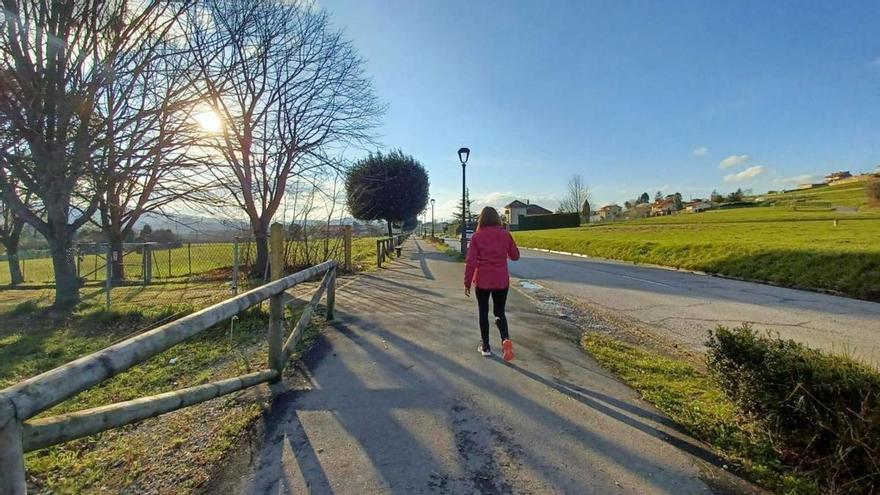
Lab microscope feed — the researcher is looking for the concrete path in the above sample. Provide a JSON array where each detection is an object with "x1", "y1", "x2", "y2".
[
  {"x1": 217, "y1": 240, "x2": 755, "y2": 494},
  {"x1": 508, "y1": 249, "x2": 880, "y2": 362}
]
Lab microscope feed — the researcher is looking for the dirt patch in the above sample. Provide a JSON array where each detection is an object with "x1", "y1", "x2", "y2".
[{"x1": 513, "y1": 277, "x2": 705, "y2": 368}]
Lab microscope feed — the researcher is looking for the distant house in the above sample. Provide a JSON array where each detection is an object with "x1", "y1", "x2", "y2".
[
  {"x1": 684, "y1": 200, "x2": 711, "y2": 213},
  {"x1": 798, "y1": 182, "x2": 828, "y2": 190},
  {"x1": 651, "y1": 199, "x2": 677, "y2": 216},
  {"x1": 824, "y1": 171, "x2": 852, "y2": 183},
  {"x1": 626, "y1": 203, "x2": 651, "y2": 219},
  {"x1": 504, "y1": 200, "x2": 553, "y2": 230},
  {"x1": 597, "y1": 204, "x2": 623, "y2": 221}
]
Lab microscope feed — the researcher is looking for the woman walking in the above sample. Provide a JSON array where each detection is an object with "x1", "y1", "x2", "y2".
[{"x1": 464, "y1": 206, "x2": 520, "y2": 361}]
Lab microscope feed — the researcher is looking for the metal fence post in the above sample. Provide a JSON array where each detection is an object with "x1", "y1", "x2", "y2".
[
  {"x1": 326, "y1": 265, "x2": 336, "y2": 321},
  {"x1": 167, "y1": 248, "x2": 172, "y2": 279},
  {"x1": 268, "y1": 223, "x2": 284, "y2": 380},
  {"x1": 106, "y1": 245, "x2": 113, "y2": 310},
  {"x1": 0, "y1": 419, "x2": 26, "y2": 495},
  {"x1": 188, "y1": 243, "x2": 192, "y2": 277},
  {"x1": 232, "y1": 240, "x2": 239, "y2": 295},
  {"x1": 343, "y1": 225, "x2": 352, "y2": 272},
  {"x1": 143, "y1": 243, "x2": 152, "y2": 285}
]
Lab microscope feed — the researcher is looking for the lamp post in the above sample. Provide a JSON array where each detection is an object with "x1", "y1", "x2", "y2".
[
  {"x1": 458, "y1": 147, "x2": 470, "y2": 255},
  {"x1": 430, "y1": 198, "x2": 435, "y2": 238}
]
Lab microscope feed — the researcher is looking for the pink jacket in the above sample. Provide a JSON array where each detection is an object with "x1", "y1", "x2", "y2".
[{"x1": 464, "y1": 226, "x2": 520, "y2": 290}]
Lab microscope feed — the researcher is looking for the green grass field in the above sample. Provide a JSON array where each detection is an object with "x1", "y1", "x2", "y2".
[
  {"x1": 1, "y1": 237, "x2": 380, "y2": 285},
  {"x1": 0, "y1": 274, "x2": 335, "y2": 492},
  {"x1": 513, "y1": 205, "x2": 880, "y2": 300}
]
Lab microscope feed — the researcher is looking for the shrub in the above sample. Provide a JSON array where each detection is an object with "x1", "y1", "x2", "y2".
[
  {"x1": 707, "y1": 325, "x2": 880, "y2": 494},
  {"x1": 867, "y1": 180, "x2": 880, "y2": 206},
  {"x1": 516, "y1": 212, "x2": 580, "y2": 231}
]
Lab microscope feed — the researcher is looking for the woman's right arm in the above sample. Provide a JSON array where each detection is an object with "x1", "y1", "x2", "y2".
[
  {"x1": 507, "y1": 232, "x2": 520, "y2": 261},
  {"x1": 464, "y1": 236, "x2": 479, "y2": 288}
]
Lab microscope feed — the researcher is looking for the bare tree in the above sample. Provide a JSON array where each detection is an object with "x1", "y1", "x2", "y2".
[
  {"x1": 558, "y1": 174, "x2": 592, "y2": 223},
  {"x1": 0, "y1": 179, "x2": 30, "y2": 286},
  {"x1": 94, "y1": 36, "x2": 213, "y2": 283},
  {"x1": 186, "y1": 0, "x2": 383, "y2": 277},
  {"x1": 0, "y1": 1, "x2": 192, "y2": 307}
]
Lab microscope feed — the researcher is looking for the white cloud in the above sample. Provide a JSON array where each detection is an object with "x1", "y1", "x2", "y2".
[
  {"x1": 772, "y1": 174, "x2": 816, "y2": 185},
  {"x1": 692, "y1": 147, "x2": 708, "y2": 156},
  {"x1": 724, "y1": 165, "x2": 766, "y2": 183},
  {"x1": 719, "y1": 154, "x2": 751, "y2": 169}
]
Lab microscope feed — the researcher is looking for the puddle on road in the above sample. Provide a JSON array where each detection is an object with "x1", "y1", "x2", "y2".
[{"x1": 519, "y1": 280, "x2": 544, "y2": 291}]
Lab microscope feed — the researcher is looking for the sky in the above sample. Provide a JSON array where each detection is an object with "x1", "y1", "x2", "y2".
[{"x1": 320, "y1": 0, "x2": 880, "y2": 220}]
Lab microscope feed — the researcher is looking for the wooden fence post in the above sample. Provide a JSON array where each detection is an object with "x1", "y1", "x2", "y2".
[
  {"x1": 0, "y1": 418, "x2": 27, "y2": 495},
  {"x1": 376, "y1": 239, "x2": 383, "y2": 267},
  {"x1": 105, "y1": 245, "x2": 112, "y2": 310},
  {"x1": 268, "y1": 223, "x2": 284, "y2": 379},
  {"x1": 343, "y1": 225, "x2": 352, "y2": 272},
  {"x1": 326, "y1": 266, "x2": 336, "y2": 321}
]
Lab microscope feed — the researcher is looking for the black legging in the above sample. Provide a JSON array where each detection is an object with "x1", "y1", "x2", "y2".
[{"x1": 476, "y1": 287, "x2": 510, "y2": 350}]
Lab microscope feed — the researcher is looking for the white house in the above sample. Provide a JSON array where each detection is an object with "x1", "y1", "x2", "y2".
[
  {"x1": 597, "y1": 204, "x2": 623, "y2": 221},
  {"x1": 504, "y1": 200, "x2": 553, "y2": 230},
  {"x1": 684, "y1": 200, "x2": 711, "y2": 213}
]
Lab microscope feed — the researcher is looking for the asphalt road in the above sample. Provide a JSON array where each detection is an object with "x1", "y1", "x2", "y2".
[
  {"x1": 214, "y1": 240, "x2": 756, "y2": 494},
  {"x1": 510, "y1": 248, "x2": 880, "y2": 362}
]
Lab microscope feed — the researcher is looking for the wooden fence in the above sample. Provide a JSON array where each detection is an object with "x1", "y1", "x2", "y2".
[
  {"x1": 0, "y1": 223, "x2": 337, "y2": 494},
  {"x1": 376, "y1": 234, "x2": 407, "y2": 267}
]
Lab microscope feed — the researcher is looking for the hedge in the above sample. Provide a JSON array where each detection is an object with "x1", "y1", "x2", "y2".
[
  {"x1": 516, "y1": 212, "x2": 580, "y2": 231},
  {"x1": 707, "y1": 325, "x2": 880, "y2": 494}
]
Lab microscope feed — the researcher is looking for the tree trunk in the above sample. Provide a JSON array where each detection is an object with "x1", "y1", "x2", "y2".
[
  {"x1": 253, "y1": 222, "x2": 270, "y2": 280},
  {"x1": 6, "y1": 248, "x2": 23, "y2": 287},
  {"x1": 110, "y1": 238, "x2": 125, "y2": 284},
  {"x1": 48, "y1": 235, "x2": 80, "y2": 308}
]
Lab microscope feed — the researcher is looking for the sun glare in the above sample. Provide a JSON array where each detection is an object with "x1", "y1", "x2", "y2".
[{"x1": 194, "y1": 107, "x2": 223, "y2": 133}]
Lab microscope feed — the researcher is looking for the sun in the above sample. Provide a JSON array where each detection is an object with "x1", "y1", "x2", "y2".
[{"x1": 194, "y1": 107, "x2": 223, "y2": 134}]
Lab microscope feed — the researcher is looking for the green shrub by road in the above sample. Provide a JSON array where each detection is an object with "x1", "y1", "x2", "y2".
[
  {"x1": 584, "y1": 333, "x2": 819, "y2": 493},
  {"x1": 707, "y1": 325, "x2": 880, "y2": 494},
  {"x1": 513, "y1": 207, "x2": 880, "y2": 301}
]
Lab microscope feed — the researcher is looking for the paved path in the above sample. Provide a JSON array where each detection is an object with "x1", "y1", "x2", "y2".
[
  {"x1": 508, "y1": 249, "x2": 880, "y2": 362},
  {"x1": 216, "y1": 240, "x2": 756, "y2": 494}
]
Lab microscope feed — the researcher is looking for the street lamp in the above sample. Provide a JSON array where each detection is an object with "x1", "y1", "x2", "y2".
[
  {"x1": 430, "y1": 198, "x2": 435, "y2": 238},
  {"x1": 458, "y1": 147, "x2": 470, "y2": 255}
]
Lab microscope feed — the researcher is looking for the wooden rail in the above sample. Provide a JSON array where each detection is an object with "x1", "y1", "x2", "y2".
[
  {"x1": 0, "y1": 223, "x2": 337, "y2": 494},
  {"x1": 376, "y1": 234, "x2": 407, "y2": 267}
]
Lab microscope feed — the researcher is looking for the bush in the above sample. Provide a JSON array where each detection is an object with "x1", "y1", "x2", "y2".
[
  {"x1": 707, "y1": 325, "x2": 880, "y2": 494},
  {"x1": 516, "y1": 212, "x2": 580, "y2": 231},
  {"x1": 868, "y1": 180, "x2": 880, "y2": 206}
]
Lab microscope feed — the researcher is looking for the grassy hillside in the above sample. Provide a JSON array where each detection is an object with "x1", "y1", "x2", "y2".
[
  {"x1": 762, "y1": 179, "x2": 876, "y2": 208},
  {"x1": 513, "y1": 206, "x2": 880, "y2": 300}
]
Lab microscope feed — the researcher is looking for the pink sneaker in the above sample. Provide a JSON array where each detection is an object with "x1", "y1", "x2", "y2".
[{"x1": 502, "y1": 339, "x2": 514, "y2": 362}]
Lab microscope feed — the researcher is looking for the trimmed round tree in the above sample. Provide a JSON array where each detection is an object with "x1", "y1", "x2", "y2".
[{"x1": 346, "y1": 150, "x2": 429, "y2": 237}]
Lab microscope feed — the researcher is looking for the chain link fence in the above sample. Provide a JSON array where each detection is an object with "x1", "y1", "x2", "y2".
[{"x1": 0, "y1": 227, "x2": 379, "y2": 309}]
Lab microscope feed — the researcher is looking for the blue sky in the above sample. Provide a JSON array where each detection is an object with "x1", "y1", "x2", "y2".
[{"x1": 321, "y1": 0, "x2": 880, "y2": 219}]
